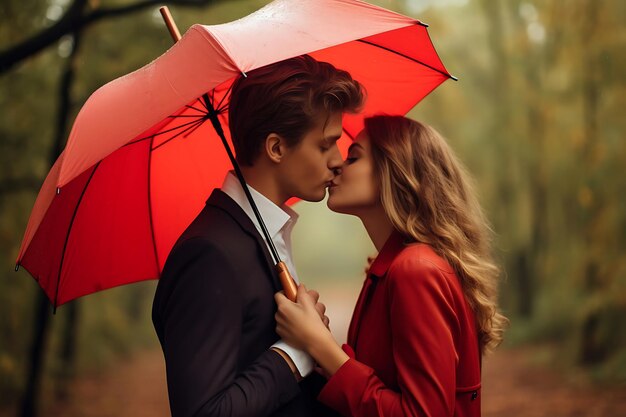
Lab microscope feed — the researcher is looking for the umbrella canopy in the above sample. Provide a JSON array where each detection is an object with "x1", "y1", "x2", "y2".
[{"x1": 17, "y1": 0, "x2": 455, "y2": 307}]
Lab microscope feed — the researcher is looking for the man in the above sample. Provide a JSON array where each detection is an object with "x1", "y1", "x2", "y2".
[{"x1": 152, "y1": 55, "x2": 364, "y2": 417}]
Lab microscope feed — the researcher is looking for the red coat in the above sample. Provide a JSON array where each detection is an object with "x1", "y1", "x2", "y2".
[{"x1": 318, "y1": 232, "x2": 481, "y2": 417}]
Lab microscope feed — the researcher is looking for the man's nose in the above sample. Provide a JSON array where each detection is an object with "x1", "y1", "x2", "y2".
[{"x1": 328, "y1": 144, "x2": 343, "y2": 173}]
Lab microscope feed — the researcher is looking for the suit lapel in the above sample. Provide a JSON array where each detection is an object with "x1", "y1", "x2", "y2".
[{"x1": 206, "y1": 189, "x2": 281, "y2": 292}]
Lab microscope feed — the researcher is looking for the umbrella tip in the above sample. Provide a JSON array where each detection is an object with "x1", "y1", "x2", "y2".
[
  {"x1": 56, "y1": 187, "x2": 61, "y2": 195},
  {"x1": 450, "y1": 75, "x2": 459, "y2": 81},
  {"x1": 417, "y1": 21, "x2": 429, "y2": 28},
  {"x1": 241, "y1": 71, "x2": 248, "y2": 78},
  {"x1": 14, "y1": 263, "x2": 19, "y2": 272}
]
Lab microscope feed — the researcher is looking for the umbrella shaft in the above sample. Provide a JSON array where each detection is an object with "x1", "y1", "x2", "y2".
[
  {"x1": 160, "y1": 6, "x2": 283, "y2": 273},
  {"x1": 202, "y1": 93, "x2": 283, "y2": 266}
]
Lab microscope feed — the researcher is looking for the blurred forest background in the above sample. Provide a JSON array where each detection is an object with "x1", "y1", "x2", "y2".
[{"x1": 1, "y1": 0, "x2": 625, "y2": 416}]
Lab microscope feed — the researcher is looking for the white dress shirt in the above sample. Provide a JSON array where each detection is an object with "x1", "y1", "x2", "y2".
[{"x1": 221, "y1": 172, "x2": 314, "y2": 377}]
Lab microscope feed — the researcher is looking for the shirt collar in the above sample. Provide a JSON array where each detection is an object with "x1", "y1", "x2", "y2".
[
  {"x1": 368, "y1": 231, "x2": 407, "y2": 278},
  {"x1": 220, "y1": 171, "x2": 298, "y2": 238}
]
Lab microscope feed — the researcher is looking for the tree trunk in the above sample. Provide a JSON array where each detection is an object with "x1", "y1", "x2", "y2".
[
  {"x1": 20, "y1": 293, "x2": 52, "y2": 417},
  {"x1": 20, "y1": 15, "x2": 85, "y2": 417},
  {"x1": 55, "y1": 301, "x2": 80, "y2": 402},
  {"x1": 579, "y1": 0, "x2": 605, "y2": 366}
]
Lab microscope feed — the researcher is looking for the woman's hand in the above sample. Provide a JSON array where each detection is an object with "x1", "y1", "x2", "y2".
[
  {"x1": 304, "y1": 287, "x2": 331, "y2": 329},
  {"x1": 275, "y1": 284, "x2": 330, "y2": 351},
  {"x1": 275, "y1": 284, "x2": 350, "y2": 377}
]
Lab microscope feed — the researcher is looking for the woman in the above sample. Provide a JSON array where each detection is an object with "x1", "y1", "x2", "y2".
[{"x1": 275, "y1": 115, "x2": 507, "y2": 417}]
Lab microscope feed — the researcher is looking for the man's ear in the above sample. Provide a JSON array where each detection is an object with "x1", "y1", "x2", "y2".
[{"x1": 265, "y1": 133, "x2": 286, "y2": 164}]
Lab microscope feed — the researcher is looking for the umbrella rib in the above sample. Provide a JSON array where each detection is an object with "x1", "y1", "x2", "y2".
[
  {"x1": 124, "y1": 101, "x2": 210, "y2": 149},
  {"x1": 356, "y1": 39, "x2": 457, "y2": 80},
  {"x1": 150, "y1": 118, "x2": 206, "y2": 137},
  {"x1": 179, "y1": 116, "x2": 207, "y2": 139},
  {"x1": 167, "y1": 115, "x2": 207, "y2": 118},
  {"x1": 187, "y1": 99, "x2": 209, "y2": 115},
  {"x1": 149, "y1": 117, "x2": 207, "y2": 137},
  {"x1": 123, "y1": 137, "x2": 153, "y2": 148},
  {"x1": 151, "y1": 118, "x2": 207, "y2": 152},
  {"x1": 124, "y1": 117, "x2": 206, "y2": 148},
  {"x1": 147, "y1": 137, "x2": 160, "y2": 275},
  {"x1": 186, "y1": 104, "x2": 208, "y2": 114},
  {"x1": 53, "y1": 162, "x2": 101, "y2": 311},
  {"x1": 215, "y1": 83, "x2": 234, "y2": 113}
]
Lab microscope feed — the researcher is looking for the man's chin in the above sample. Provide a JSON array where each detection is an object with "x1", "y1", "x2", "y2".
[{"x1": 298, "y1": 189, "x2": 326, "y2": 203}]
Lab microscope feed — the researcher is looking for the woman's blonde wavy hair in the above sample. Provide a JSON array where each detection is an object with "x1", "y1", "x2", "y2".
[{"x1": 364, "y1": 115, "x2": 507, "y2": 354}]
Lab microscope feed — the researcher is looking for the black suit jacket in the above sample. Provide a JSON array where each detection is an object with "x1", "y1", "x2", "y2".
[{"x1": 152, "y1": 189, "x2": 334, "y2": 417}]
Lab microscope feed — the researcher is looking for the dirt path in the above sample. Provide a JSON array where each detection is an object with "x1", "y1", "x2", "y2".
[
  {"x1": 481, "y1": 347, "x2": 626, "y2": 417},
  {"x1": 43, "y1": 349, "x2": 170, "y2": 417},
  {"x1": 18, "y1": 345, "x2": 621, "y2": 417},
  {"x1": 5, "y1": 284, "x2": 625, "y2": 416}
]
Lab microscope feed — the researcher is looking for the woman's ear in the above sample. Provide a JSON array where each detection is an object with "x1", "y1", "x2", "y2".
[{"x1": 265, "y1": 133, "x2": 285, "y2": 164}]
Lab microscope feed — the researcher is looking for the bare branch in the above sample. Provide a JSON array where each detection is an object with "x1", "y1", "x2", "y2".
[{"x1": 0, "y1": 0, "x2": 217, "y2": 74}]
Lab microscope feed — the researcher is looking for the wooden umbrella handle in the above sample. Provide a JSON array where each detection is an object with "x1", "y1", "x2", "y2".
[
  {"x1": 160, "y1": 6, "x2": 182, "y2": 43},
  {"x1": 276, "y1": 262, "x2": 298, "y2": 302}
]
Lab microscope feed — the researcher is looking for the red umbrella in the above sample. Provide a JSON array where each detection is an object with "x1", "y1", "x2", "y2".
[{"x1": 16, "y1": 0, "x2": 455, "y2": 309}]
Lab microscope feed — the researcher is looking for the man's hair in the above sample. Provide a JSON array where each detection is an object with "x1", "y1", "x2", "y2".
[{"x1": 228, "y1": 55, "x2": 365, "y2": 166}]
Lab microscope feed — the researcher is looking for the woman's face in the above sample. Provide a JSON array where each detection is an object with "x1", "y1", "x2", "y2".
[{"x1": 327, "y1": 130, "x2": 380, "y2": 215}]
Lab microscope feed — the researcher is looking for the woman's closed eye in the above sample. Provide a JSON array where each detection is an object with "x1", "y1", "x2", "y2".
[{"x1": 345, "y1": 142, "x2": 364, "y2": 164}]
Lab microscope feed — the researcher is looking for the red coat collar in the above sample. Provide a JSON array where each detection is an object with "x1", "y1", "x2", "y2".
[{"x1": 368, "y1": 231, "x2": 407, "y2": 278}]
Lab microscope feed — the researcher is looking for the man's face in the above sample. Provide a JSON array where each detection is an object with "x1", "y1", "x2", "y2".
[{"x1": 277, "y1": 111, "x2": 344, "y2": 202}]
